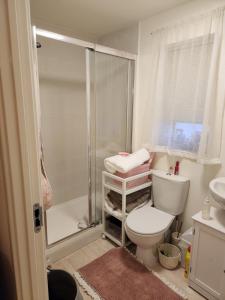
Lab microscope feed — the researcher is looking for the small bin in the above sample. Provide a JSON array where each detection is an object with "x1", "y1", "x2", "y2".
[
  {"x1": 48, "y1": 269, "x2": 83, "y2": 300},
  {"x1": 178, "y1": 227, "x2": 193, "y2": 268},
  {"x1": 158, "y1": 243, "x2": 181, "y2": 270}
]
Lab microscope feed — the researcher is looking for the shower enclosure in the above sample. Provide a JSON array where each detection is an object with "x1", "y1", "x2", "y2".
[{"x1": 35, "y1": 28, "x2": 135, "y2": 246}]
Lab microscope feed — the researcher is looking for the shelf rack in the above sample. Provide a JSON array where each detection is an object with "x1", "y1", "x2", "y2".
[{"x1": 102, "y1": 170, "x2": 152, "y2": 246}]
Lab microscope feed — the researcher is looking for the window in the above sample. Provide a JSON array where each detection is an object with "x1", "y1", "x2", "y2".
[{"x1": 157, "y1": 35, "x2": 213, "y2": 154}]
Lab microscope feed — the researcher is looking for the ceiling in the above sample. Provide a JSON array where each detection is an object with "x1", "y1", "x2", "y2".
[{"x1": 30, "y1": 0, "x2": 190, "y2": 41}]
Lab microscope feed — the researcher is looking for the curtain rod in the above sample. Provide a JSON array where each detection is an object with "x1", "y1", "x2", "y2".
[{"x1": 149, "y1": 5, "x2": 225, "y2": 36}]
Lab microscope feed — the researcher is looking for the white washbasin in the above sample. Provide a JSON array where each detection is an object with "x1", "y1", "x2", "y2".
[{"x1": 209, "y1": 177, "x2": 225, "y2": 210}]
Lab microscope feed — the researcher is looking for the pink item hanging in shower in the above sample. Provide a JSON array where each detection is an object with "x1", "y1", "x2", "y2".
[
  {"x1": 41, "y1": 156, "x2": 53, "y2": 210},
  {"x1": 41, "y1": 173, "x2": 53, "y2": 210}
]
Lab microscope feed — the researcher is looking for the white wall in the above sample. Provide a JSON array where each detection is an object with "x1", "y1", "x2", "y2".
[
  {"x1": 38, "y1": 36, "x2": 88, "y2": 205},
  {"x1": 98, "y1": 24, "x2": 139, "y2": 54},
  {"x1": 135, "y1": 0, "x2": 225, "y2": 231}
]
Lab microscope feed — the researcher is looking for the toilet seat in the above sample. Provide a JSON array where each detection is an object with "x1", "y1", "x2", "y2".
[{"x1": 126, "y1": 205, "x2": 174, "y2": 235}]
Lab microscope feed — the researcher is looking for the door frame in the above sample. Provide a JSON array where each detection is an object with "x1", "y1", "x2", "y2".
[{"x1": 0, "y1": 0, "x2": 48, "y2": 299}]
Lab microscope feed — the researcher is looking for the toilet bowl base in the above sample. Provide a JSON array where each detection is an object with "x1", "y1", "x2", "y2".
[{"x1": 136, "y1": 245, "x2": 158, "y2": 268}]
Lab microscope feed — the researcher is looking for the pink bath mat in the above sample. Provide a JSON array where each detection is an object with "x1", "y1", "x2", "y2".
[{"x1": 74, "y1": 247, "x2": 187, "y2": 300}]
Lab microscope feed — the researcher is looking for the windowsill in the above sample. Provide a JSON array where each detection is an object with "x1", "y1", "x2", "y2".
[{"x1": 150, "y1": 146, "x2": 221, "y2": 165}]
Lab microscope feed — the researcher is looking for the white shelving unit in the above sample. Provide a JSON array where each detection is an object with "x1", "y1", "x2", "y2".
[{"x1": 102, "y1": 170, "x2": 152, "y2": 246}]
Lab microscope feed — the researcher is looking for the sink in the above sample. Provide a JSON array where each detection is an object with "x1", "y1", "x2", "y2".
[{"x1": 209, "y1": 177, "x2": 225, "y2": 209}]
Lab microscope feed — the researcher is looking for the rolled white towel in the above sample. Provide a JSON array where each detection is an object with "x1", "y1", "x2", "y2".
[{"x1": 104, "y1": 148, "x2": 150, "y2": 174}]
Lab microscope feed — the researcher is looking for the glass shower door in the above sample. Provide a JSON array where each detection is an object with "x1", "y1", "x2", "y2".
[
  {"x1": 93, "y1": 51, "x2": 134, "y2": 221},
  {"x1": 38, "y1": 36, "x2": 90, "y2": 245},
  {"x1": 36, "y1": 31, "x2": 135, "y2": 245}
]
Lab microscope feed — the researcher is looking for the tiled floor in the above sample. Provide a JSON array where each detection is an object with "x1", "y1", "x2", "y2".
[{"x1": 52, "y1": 238, "x2": 205, "y2": 300}]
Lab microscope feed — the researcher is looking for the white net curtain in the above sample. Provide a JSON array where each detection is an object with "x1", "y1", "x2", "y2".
[{"x1": 136, "y1": 7, "x2": 225, "y2": 163}]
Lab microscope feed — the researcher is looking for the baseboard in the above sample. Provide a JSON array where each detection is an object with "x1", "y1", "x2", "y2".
[
  {"x1": 46, "y1": 224, "x2": 103, "y2": 264},
  {"x1": 189, "y1": 279, "x2": 218, "y2": 300}
]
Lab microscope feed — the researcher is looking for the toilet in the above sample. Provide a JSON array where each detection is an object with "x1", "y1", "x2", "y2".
[{"x1": 125, "y1": 169, "x2": 190, "y2": 268}]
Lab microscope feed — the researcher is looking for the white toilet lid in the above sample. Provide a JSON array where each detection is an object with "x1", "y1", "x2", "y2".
[{"x1": 126, "y1": 205, "x2": 174, "y2": 235}]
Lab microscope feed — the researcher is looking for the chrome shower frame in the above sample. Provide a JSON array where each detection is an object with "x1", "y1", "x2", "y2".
[{"x1": 34, "y1": 27, "x2": 136, "y2": 247}]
